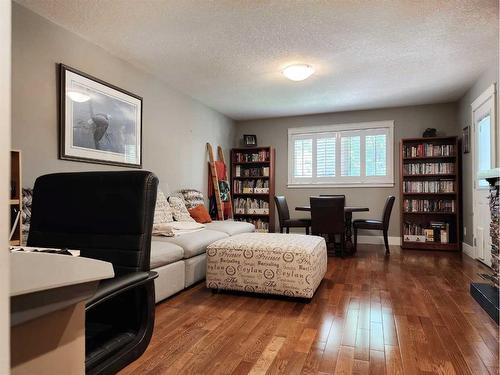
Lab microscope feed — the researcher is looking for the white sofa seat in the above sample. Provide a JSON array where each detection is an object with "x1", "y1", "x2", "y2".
[
  {"x1": 150, "y1": 241, "x2": 184, "y2": 269},
  {"x1": 204, "y1": 220, "x2": 255, "y2": 236},
  {"x1": 154, "y1": 229, "x2": 228, "y2": 258}
]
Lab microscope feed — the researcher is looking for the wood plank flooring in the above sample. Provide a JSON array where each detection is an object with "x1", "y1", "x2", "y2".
[{"x1": 119, "y1": 244, "x2": 499, "y2": 375}]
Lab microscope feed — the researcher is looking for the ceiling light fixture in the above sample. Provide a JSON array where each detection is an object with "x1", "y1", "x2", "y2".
[
  {"x1": 67, "y1": 91, "x2": 90, "y2": 103},
  {"x1": 282, "y1": 64, "x2": 315, "y2": 81}
]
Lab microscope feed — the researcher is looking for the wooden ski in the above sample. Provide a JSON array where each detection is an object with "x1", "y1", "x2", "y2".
[{"x1": 207, "y1": 143, "x2": 224, "y2": 220}]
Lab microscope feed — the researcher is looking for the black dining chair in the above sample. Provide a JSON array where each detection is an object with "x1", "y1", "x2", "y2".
[
  {"x1": 353, "y1": 196, "x2": 395, "y2": 255},
  {"x1": 310, "y1": 196, "x2": 345, "y2": 256},
  {"x1": 274, "y1": 196, "x2": 311, "y2": 234}
]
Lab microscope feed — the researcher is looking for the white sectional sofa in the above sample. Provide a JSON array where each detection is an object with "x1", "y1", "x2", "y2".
[{"x1": 150, "y1": 220, "x2": 255, "y2": 303}]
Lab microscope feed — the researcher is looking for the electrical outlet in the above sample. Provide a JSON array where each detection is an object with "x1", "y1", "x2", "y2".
[{"x1": 463, "y1": 227, "x2": 467, "y2": 237}]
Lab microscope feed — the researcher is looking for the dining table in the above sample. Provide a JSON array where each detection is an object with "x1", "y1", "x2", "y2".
[{"x1": 295, "y1": 205, "x2": 369, "y2": 253}]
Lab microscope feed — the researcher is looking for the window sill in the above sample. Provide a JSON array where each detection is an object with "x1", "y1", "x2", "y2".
[{"x1": 287, "y1": 182, "x2": 395, "y2": 189}]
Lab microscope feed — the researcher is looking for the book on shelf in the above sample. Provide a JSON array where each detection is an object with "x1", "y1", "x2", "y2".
[
  {"x1": 403, "y1": 179, "x2": 455, "y2": 193},
  {"x1": 403, "y1": 143, "x2": 455, "y2": 158},
  {"x1": 403, "y1": 162, "x2": 455, "y2": 175},
  {"x1": 403, "y1": 198, "x2": 455, "y2": 213},
  {"x1": 234, "y1": 150, "x2": 270, "y2": 163},
  {"x1": 233, "y1": 179, "x2": 269, "y2": 194},
  {"x1": 236, "y1": 166, "x2": 269, "y2": 177},
  {"x1": 403, "y1": 221, "x2": 450, "y2": 243},
  {"x1": 234, "y1": 198, "x2": 269, "y2": 215}
]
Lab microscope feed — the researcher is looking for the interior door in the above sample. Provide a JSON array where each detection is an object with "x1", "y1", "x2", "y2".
[{"x1": 472, "y1": 89, "x2": 496, "y2": 267}]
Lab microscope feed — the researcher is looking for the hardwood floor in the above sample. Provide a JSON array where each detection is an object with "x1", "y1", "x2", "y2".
[{"x1": 120, "y1": 244, "x2": 499, "y2": 375}]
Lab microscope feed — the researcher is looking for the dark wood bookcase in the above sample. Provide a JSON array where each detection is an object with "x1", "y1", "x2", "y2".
[
  {"x1": 230, "y1": 147, "x2": 275, "y2": 233},
  {"x1": 400, "y1": 136, "x2": 461, "y2": 251}
]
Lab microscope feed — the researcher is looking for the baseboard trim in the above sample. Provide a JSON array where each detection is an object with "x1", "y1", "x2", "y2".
[
  {"x1": 462, "y1": 242, "x2": 474, "y2": 258},
  {"x1": 357, "y1": 236, "x2": 401, "y2": 246}
]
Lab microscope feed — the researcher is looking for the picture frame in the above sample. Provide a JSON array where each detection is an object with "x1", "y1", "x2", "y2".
[
  {"x1": 59, "y1": 64, "x2": 143, "y2": 168},
  {"x1": 462, "y1": 125, "x2": 470, "y2": 154},
  {"x1": 243, "y1": 134, "x2": 257, "y2": 147}
]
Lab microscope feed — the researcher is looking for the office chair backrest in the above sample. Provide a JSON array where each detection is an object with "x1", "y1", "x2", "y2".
[
  {"x1": 382, "y1": 196, "x2": 396, "y2": 230},
  {"x1": 274, "y1": 195, "x2": 291, "y2": 223},
  {"x1": 28, "y1": 171, "x2": 158, "y2": 275},
  {"x1": 310, "y1": 196, "x2": 345, "y2": 235}
]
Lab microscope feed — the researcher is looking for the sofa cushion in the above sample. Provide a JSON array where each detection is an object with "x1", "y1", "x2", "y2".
[
  {"x1": 150, "y1": 240, "x2": 184, "y2": 269},
  {"x1": 204, "y1": 220, "x2": 255, "y2": 236},
  {"x1": 179, "y1": 189, "x2": 205, "y2": 210},
  {"x1": 154, "y1": 189, "x2": 173, "y2": 226},
  {"x1": 155, "y1": 229, "x2": 228, "y2": 258},
  {"x1": 169, "y1": 196, "x2": 195, "y2": 222}
]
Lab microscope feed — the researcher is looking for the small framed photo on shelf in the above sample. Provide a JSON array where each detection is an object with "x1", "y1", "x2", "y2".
[
  {"x1": 462, "y1": 126, "x2": 470, "y2": 154},
  {"x1": 243, "y1": 134, "x2": 257, "y2": 147}
]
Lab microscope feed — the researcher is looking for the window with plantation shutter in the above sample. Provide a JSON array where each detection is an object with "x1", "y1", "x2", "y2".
[
  {"x1": 293, "y1": 138, "x2": 313, "y2": 179},
  {"x1": 316, "y1": 137, "x2": 335, "y2": 178},
  {"x1": 288, "y1": 121, "x2": 394, "y2": 187}
]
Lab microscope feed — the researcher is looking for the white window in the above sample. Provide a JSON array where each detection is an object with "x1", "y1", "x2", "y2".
[{"x1": 288, "y1": 121, "x2": 394, "y2": 187}]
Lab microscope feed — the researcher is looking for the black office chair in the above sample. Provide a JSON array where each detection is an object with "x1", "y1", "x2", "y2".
[
  {"x1": 353, "y1": 196, "x2": 395, "y2": 255},
  {"x1": 274, "y1": 196, "x2": 311, "y2": 234},
  {"x1": 28, "y1": 171, "x2": 159, "y2": 375},
  {"x1": 310, "y1": 196, "x2": 345, "y2": 256}
]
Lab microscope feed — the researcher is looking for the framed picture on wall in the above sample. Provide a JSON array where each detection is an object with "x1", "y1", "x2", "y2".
[
  {"x1": 462, "y1": 125, "x2": 470, "y2": 154},
  {"x1": 243, "y1": 134, "x2": 257, "y2": 147},
  {"x1": 59, "y1": 64, "x2": 143, "y2": 168}
]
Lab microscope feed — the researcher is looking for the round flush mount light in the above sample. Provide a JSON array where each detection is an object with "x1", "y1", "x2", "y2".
[
  {"x1": 282, "y1": 64, "x2": 315, "y2": 81},
  {"x1": 67, "y1": 91, "x2": 90, "y2": 103}
]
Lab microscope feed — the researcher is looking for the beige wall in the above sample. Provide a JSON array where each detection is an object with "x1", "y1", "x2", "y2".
[
  {"x1": 235, "y1": 103, "x2": 458, "y2": 237},
  {"x1": 457, "y1": 59, "x2": 499, "y2": 246},
  {"x1": 0, "y1": 1, "x2": 11, "y2": 372},
  {"x1": 12, "y1": 3, "x2": 234, "y2": 196}
]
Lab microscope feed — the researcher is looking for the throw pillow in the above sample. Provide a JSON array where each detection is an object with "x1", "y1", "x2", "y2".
[
  {"x1": 169, "y1": 196, "x2": 195, "y2": 222},
  {"x1": 188, "y1": 204, "x2": 212, "y2": 223},
  {"x1": 180, "y1": 189, "x2": 205, "y2": 209},
  {"x1": 154, "y1": 189, "x2": 173, "y2": 226}
]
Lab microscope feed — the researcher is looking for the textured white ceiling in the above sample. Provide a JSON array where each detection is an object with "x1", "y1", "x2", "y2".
[{"x1": 17, "y1": 0, "x2": 499, "y2": 120}]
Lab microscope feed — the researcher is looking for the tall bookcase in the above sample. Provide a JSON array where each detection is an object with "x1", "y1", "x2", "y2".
[
  {"x1": 400, "y1": 136, "x2": 461, "y2": 251},
  {"x1": 10, "y1": 150, "x2": 22, "y2": 246},
  {"x1": 230, "y1": 147, "x2": 275, "y2": 233}
]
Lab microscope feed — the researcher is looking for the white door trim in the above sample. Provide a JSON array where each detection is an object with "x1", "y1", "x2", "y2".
[{"x1": 471, "y1": 83, "x2": 497, "y2": 263}]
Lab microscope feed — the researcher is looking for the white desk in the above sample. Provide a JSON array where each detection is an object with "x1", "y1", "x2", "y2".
[{"x1": 10, "y1": 251, "x2": 114, "y2": 375}]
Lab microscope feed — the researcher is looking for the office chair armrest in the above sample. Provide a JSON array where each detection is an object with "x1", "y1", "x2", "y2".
[{"x1": 86, "y1": 271, "x2": 158, "y2": 311}]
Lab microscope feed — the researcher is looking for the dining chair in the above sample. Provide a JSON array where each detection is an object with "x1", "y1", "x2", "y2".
[
  {"x1": 353, "y1": 196, "x2": 395, "y2": 255},
  {"x1": 310, "y1": 196, "x2": 345, "y2": 256},
  {"x1": 274, "y1": 196, "x2": 311, "y2": 234}
]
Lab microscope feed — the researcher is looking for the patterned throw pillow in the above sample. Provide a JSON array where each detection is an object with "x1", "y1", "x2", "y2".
[
  {"x1": 169, "y1": 196, "x2": 195, "y2": 222},
  {"x1": 179, "y1": 189, "x2": 205, "y2": 209},
  {"x1": 154, "y1": 189, "x2": 173, "y2": 225}
]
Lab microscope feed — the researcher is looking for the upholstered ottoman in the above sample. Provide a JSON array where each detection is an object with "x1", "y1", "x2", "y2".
[{"x1": 206, "y1": 233, "x2": 327, "y2": 299}]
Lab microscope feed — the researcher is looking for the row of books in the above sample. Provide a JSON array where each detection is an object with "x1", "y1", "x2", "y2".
[
  {"x1": 234, "y1": 151, "x2": 270, "y2": 163},
  {"x1": 403, "y1": 162, "x2": 455, "y2": 175},
  {"x1": 235, "y1": 218, "x2": 269, "y2": 232},
  {"x1": 403, "y1": 180, "x2": 455, "y2": 193},
  {"x1": 233, "y1": 179, "x2": 269, "y2": 194},
  {"x1": 403, "y1": 144, "x2": 455, "y2": 158},
  {"x1": 403, "y1": 221, "x2": 450, "y2": 243},
  {"x1": 234, "y1": 198, "x2": 269, "y2": 215},
  {"x1": 403, "y1": 199, "x2": 455, "y2": 213},
  {"x1": 235, "y1": 166, "x2": 270, "y2": 177}
]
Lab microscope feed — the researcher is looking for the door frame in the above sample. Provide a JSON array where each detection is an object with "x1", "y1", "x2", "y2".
[{"x1": 471, "y1": 83, "x2": 497, "y2": 261}]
